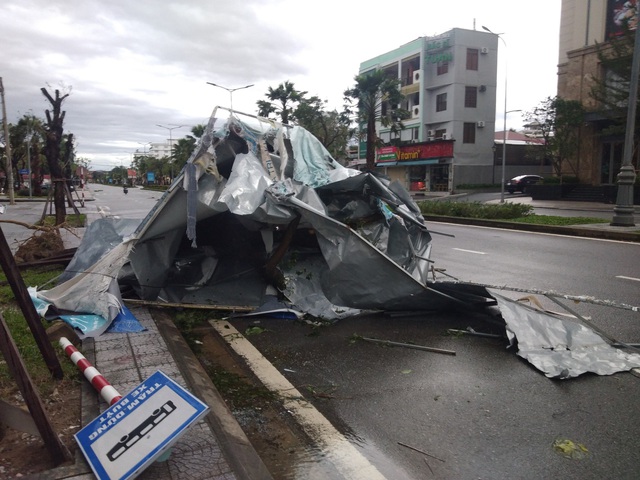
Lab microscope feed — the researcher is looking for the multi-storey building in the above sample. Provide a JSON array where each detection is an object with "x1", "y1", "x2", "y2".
[
  {"x1": 359, "y1": 28, "x2": 500, "y2": 193},
  {"x1": 148, "y1": 140, "x2": 176, "y2": 160},
  {"x1": 558, "y1": 0, "x2": 639, "y2": 186}
]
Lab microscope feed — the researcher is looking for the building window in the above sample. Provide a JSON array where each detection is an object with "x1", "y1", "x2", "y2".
[
  {"x1": 436, "y1": 93, "x2": 447, "y2": 112},
  {"x1": 435, "y1": 128, "x2": 447, "y2": 139},
  {"x1": 465, "y1": 86, "x2": 477, "y2": 108},
  {"x1": 466, "y1": 48, "x2": 479, "y2": 70},
  {"x1": 463, "y1": 123, "x2": 476, "y2": 143},
  {"x1": 437, "y1": 62, "x2": 449, "y2": 75}
]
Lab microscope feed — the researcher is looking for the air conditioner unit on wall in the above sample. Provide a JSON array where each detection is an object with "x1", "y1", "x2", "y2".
[
  {"x1": 481, "y1": 47, "x2": 489, "y2": 54},
  {"x1": 412, "y1": 106, "x2": 421, "y2": 118},
  {"x1": 413, "y1": 71, "x2": 421, "y2": 83},
  {"x1": 477, "y1": 121, "x2": 485, "y2": 128},
  {"x1": 442, "y1": 133, "x2": 449, "y2": 140},
  {"x1": 427, "y1": 129, "x2": 435, "y2": 136}
]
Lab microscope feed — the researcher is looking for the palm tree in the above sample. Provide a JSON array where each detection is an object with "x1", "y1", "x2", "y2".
[
  {"x1": 173, "y1": 124, "x2": 206, "y2": 174},
  {"x1": 344, "y1": 70, "x2": 407, "y2": 170},
  {"x1": 257, "y1": 81, "x2": 307, "y2": 124}
]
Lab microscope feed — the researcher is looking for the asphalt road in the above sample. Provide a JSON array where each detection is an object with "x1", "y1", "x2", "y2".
[{"x1": 227, "y1": 223, "x2": 640, "y2": 479}]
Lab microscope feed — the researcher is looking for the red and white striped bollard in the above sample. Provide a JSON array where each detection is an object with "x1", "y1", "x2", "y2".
[{"x1": 59, "y1": 337, "x2": 122, "y2": 406}]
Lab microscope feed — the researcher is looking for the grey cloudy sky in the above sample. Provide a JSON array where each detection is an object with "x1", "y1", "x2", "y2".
[{"x1": 0, "y1": 0, "x2": 561, "y2": 170}]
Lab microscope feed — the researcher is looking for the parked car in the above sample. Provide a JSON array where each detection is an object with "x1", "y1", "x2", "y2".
[{"x1": 505, "y1": 175, "x2": 543, "y2": 194}]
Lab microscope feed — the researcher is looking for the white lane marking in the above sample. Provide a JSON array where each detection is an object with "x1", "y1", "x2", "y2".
[
  {"x1": 211, "y1": 320, "x2": 387, "y2": 480},
  {"x1": 97, "y1": 206, "x2": 111, "y2": 217},
  {"x1": 616, "y1": 275, "x2": 640, "y2": 282},
  {"x1": 452, "y1": 248, "x2": 486, "y2": 255}
]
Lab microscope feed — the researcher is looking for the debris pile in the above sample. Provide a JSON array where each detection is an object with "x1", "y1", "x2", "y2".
[{"x1": 32, "y1": 106, "x2": 640, "y2": 379}]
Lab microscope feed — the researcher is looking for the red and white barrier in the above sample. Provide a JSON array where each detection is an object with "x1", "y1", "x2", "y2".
[{"x1": 59, "y1": 337, "x2": 122, "y2": 406}]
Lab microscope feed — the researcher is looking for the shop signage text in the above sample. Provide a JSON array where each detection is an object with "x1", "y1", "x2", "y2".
[{"x1": 377, "y1": 142, "x2": 454, "y2": 162}]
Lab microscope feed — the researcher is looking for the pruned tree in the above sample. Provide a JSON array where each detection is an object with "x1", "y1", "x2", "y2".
[
  {"x1": 523, "y1": 96, "x2": 585, "y2": 178},
  {"x1": 41, "y1": 86, "x2": 70, "y2": 225},
  {"x1": 343, "y1": 70, "x2": 408, "y2": 170}
]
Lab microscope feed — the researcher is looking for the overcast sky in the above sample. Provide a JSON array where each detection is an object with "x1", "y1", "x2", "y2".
[{"x1": 0, "y1": 0, "x2": 561, "y2": 170}]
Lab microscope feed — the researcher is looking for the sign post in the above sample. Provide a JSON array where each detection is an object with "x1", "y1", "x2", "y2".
[{"x1": 75, "y1": 370, "x2": 209, "y2": 480}]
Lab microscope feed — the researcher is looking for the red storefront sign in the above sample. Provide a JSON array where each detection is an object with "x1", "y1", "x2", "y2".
[{"x1": 377, "y1": 141, "x2": 454, "y2": 162}]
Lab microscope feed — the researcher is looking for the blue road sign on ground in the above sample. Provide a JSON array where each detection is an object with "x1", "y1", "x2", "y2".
[{"x1": 75, "y1": 370, "x2": 209, "y2": 480}]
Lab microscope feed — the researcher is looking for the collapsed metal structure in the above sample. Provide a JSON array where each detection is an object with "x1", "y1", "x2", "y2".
[{"x1": 35, "y1": 107, "x2": 640, "y2": 379}]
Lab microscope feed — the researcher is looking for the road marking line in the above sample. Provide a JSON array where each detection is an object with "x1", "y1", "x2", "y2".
[
  {"x1": 616, "y1": 275, "x2": 640, "y2": 282},
  {"x1": 452, "y1": 248, "x2": 486, "y2": 255},
  {"x1": 210, "y1": 320, "x2": 387, "y2": 480}
]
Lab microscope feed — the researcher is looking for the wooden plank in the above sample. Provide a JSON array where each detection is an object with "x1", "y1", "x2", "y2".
[{"x1": 0, "y1": 313, "x2": 71, "y2": 464}]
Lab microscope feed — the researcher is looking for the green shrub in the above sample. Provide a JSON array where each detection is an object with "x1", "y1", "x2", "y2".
[{"x1": 418, "y1": 200, "x2": 533, "y2": 219}]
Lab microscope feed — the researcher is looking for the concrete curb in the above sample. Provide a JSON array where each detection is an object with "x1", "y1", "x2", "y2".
[{"x1": 151, "y1": 308, "x2": 273, "y2": 480}]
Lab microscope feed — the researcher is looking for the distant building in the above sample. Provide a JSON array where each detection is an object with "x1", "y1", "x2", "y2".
[
  {"x1": 558, "y1": 0, "x2": 640, "y2": 185},
  {"x1": 358, "y1": 28, "x2": 500, "y2": 193},
  {"x1": 148, "y1": 140, "x2": 176, "y2": 159}
]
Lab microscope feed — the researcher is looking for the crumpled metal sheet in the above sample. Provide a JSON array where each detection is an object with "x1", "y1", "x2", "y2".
[
  {"x1": 493, "y1": 292, "x2": 640, "y2": 379},
  {"x1": 43, "y1": 106, "x2": 638, "y2": 383},
  {"x1": 42, "y1": 108, "x2": 496, "y2": 328}
]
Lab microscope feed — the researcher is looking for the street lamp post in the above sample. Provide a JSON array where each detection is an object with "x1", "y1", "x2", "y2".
[
  {"x1": 499, "y1": 109, "x2": 522, "y2": 201},
  {"x1": 26, "y1": 134, "x2": 33, "y2": 199},
  {"x1": 156, "y1": 124, "x2": 185, "y2": 182},
  {"x1": 482, "y1": 26, "x2": 519, "y2": 203},
  {"x1": 137, "y1": 142, "x2": 151, "y2": 154},
  {"x1": 206, "y1": 82, "x2": 254, "y2": 111}
]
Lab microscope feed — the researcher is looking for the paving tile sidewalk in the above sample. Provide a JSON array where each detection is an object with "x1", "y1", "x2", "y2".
[
  {"x1": 79, "y1": 308, "x2": 238, "y2": 480},
  {"x1": 42, "y1": 306, "x2": 272, "y2": 480}
]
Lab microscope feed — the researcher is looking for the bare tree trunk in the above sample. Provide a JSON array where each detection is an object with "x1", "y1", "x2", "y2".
[{"x1": 41, "y1": 88, "x2": 69, "y2": 225}]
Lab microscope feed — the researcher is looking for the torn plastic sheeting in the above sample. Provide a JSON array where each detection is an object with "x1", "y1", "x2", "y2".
[
  {"x1": 36, "y1": 241, "x2": 133, "y2": 326},
  {"x1": 28, "y1": 287, "x2": 145, "y2": 338},
  {"x1": 492, "y1": 292, "x2": 640, "y2": 379}
]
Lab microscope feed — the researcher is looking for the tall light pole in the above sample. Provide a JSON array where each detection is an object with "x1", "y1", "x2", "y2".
[
  {"x1": 137, "y1": 141, "x2": 151, "y2": 154},
  {"x1": 206, "y1": 82, "x2": 254, "y2": 111},
  {"x1": 0, "y1": 77, "x2": 15, "y2": 204},
  {"x1": 156, "y1": 124, "x2": 185, "y2": 182},
  {"x1": 482, "y1": 26, "x2": 516, "y2": 203},
  {"x1": 499, "y1": 109, "x2": 523, "y2": 200},
  {"x1": 26, "y1": 133, "x2": 33, "y2": 199}
]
